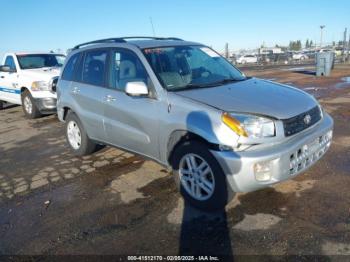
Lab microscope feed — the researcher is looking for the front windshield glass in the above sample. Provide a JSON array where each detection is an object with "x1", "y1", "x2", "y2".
[
  {"x1": 143, "y1": 45, "x2": 246, "y2": 91},
  {"x1": 17, "y1": 54, "x2": 66, "y2": 69}
]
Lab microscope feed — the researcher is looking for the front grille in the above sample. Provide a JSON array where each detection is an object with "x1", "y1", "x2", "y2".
[{"x1": 283, "y1": 106, "x2": 322, "y2": 137}]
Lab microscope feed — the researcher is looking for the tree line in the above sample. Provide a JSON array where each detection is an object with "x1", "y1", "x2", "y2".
[{"x1": 289, "y1": 39, "x2": 314, "y2": 51}]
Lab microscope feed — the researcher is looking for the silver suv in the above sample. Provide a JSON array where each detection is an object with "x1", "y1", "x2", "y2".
[{"x1": 57, "y1": 37, "x2": 333, "y2": 210}]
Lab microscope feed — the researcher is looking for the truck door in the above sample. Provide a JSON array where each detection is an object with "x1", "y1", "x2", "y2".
[{"x1": 0, "y1": 55, "x2": 21, "y2": 104}]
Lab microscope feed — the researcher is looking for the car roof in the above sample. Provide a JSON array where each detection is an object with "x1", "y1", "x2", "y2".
[
  {"x1": 71, "y1": 37, "x2": 202, "y2": 51},
  {"x1": 14, "y1": 52, "x2": 65, "y2": 56}
]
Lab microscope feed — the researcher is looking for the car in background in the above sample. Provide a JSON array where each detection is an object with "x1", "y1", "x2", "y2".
[
  {"x1": 236, "y1": 54, "x2": 258, "y2": 64},
  {"x1": 0, "y1": 52, "x2": 65, "y2": 118},
  {"x1": 292, "y1": 52, "x2": 309, "y2": 60}
]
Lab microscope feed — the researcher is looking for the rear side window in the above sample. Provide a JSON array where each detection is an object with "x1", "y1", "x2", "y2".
[
  {"x1": 62, "y1": 53, "x2": 80, "y2": 81},
  {"x1": 4, "y1": 56, "x2": 16, "y2": 70},
  {"x1": 81, "y1": 50, "x2": 108, "y2": 86}
]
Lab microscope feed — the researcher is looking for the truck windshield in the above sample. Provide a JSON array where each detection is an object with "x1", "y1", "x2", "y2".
[
  {"x1": 143, "y1": 45, "x2": 246, "y2": 91},
  {"x1": 17, "y1": 54, "x2": 66, "y2": 69}
]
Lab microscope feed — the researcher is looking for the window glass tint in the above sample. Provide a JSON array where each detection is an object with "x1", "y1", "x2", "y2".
[
  {"x1": 17, "y1": 54, "x2": 65, "y2": 69},
  {"x1": 4, "y1": 56, "x2": 16, "y2": 70},
  {"x1": 82, "y1": 50, "x2": 108, "y2": 86},
  {"x1": 143, "y1": 46, "x2": 245, "y2": 90},
  {"x1": 61, "y1": 53, "x2": 80, "y2": 81},
  {"x1": 111, "y1": 49, "x2": 148, "y2": 91}
]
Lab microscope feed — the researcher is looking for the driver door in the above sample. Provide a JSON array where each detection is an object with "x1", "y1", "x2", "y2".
[
  {"x1": 103, "y1": 48, "x2": 161, "y2": 159},
  {"x1": 0, "y1": 55, "x2": 20, "y2": 104}
]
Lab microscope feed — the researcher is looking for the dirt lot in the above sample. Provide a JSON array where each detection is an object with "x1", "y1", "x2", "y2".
[{"x1": 0, "y1": 65, "x2": 350, "y2": 258}]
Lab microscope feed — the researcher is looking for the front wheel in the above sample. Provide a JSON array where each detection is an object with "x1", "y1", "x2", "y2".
[
  {"x1": 171, "y1": 141, "x2": 233, "y2": 211},
  {"x1": 21, "y1": 90, "x2": 41, "y2": 119}
]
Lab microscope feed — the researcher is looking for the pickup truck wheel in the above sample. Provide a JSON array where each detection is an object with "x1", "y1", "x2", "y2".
[
  {"x1": 171, "y1": 141, "x2": 231, "y2": 211},
  {"x1": 21, "y1": 90, "x2": 41, "y2": 119},
  {"x1": 65, "y1": 112, "x2": 98, "y2": 156}
]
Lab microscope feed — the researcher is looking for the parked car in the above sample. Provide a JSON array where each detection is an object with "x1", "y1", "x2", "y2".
[
  {"x1": 0, "y1": 52, "x2": 65, "y2": 118},
  {"x1": 57, "y1": 37, "x2": 333, "y2": 211},
  {"x1": 236, "y1": 54, "x2": 258, "y2": 64},
  {"x1": 292, "y1": 52, "x2": 309, "y2": 60},
  {"x1": 264, "y1": 53, "x2": 291, "y2": 64},
  {"x1": 303, "y1": 50, "x2": 316, "y2": 59}
]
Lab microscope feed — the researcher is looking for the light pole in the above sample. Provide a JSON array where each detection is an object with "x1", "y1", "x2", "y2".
[{"x1": 320, "y1": 25, "x2": 325, "y2": 48}]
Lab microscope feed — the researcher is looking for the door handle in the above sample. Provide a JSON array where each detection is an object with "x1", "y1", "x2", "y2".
[
  {"x1": 0, "y1": 76, "x2": 4, "y2": 78},
  {"x1": 72, "y1": 87, "x2": 80, "y2": 94},
  {"x1": 104, "y1": 95, "x2": 116, "y2": 102}
]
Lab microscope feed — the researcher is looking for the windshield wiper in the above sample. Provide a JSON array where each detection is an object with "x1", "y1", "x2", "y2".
[
  {"x1": 209, "y1": 77, "x2": 248, "y2": 86},
  {"x1": 169, "y1": 77, "x2": 249, "y2": 91}
]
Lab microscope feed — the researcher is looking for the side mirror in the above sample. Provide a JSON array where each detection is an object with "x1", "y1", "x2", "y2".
[
  {"x1": 125, "y1": 81, "x2": 149, "y2": 97},
  {"x1": 0, "y1": 65, "x2": 15, "y2": 73}
]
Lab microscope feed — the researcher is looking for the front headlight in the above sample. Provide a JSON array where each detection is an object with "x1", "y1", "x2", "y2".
[
  {"x1": 222, "y1": 112, "x2": 275, "y2": 138},
  {"x1": 31, "y1": 81, "x2": 50, "y2": 91}
]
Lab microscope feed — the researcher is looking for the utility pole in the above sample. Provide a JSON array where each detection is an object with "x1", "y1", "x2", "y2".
[
  {"x1": 225, "y1": 43, "x2": 229, "y2": 58},
  {"x1": 320, "y1": 25, "x2": 325, "y2": 48},
  {"x1": 342, "y1": 28, "x2": 347, "y2": 62},
  {"x1": 348, "y1": 32, "x2": 350, "y2": 63}
]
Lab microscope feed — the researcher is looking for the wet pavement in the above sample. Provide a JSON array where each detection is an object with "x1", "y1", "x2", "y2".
[{"x1": 0, "y1": 65, "x2": 350, "y2": 258}]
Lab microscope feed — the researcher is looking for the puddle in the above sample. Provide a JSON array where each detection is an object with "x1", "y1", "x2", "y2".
[
  {"x1": 341, "y1": 76, "x2": 350, "y2": 82},
  {"x1": 283, "y1": 67, "x2": 307, "y2": 71},
  {"x1": 335, "y1": 76, "x2": 350, "y2": 89}
]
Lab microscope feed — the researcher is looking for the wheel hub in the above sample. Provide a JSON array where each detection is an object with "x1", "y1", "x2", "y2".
[{"x1": 178, "y1": 153, "x2": 215, "y2": 201}]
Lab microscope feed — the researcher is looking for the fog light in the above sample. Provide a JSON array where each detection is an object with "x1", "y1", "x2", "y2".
[{"x1": 254, "y1": 160, "x2": 272, "y2": 182}]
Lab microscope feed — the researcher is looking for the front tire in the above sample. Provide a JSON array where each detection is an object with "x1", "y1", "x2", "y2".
[
  {"x1": 21, "y1": 90, "x2": 41, "y2": 119},
  {"x1": 171, "y1": 141, "x2": 232, "y2": 211},
  {"x1": 65, "y1": 112, "x2": 98, "y2": 156}
]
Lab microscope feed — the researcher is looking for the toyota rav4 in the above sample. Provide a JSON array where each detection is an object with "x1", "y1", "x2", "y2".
[{"x1": 57, "y1": 37, "x2": 333, "y2": 210}]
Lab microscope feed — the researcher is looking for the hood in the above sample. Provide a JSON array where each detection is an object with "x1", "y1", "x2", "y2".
[
  {"x1": 21, "y1": 67, "x2": 61, "y2": 81},
  {"x1": 175, "y1": 78, "x2": 318, "y2": 119}
]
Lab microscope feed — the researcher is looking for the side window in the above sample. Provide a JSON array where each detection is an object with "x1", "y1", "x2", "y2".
[
  {"x1": 111, "y1": 49, "x2": 149, "y2": 91},
  {"x1": 4, "y1": 56, "x2": 16, "y2": 71},
  {"x1": 62, "y1": 53, "x2": 80, "y2": 81},
  {"x1": 81, "y1": 49, "x2": 108, "y2": 86}
]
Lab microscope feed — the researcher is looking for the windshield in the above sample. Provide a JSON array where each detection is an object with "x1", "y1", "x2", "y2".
[
  {"x1": 17, "y1": 54, "x2": 66, "y2": 69},
  {"x1": 143, "y1": 45, "x2": 246, "y2": 91}
]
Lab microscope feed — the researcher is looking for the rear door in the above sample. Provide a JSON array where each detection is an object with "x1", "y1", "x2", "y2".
[
  {"x1": 103, "y1": 48, "x2": 160, "y2": 159},
  {"x1": 68, "y1": 49, "x2": 109, "y2": 142},
  {"x1": 0, "y1": 55, "x2": 20, "y2": 104}
]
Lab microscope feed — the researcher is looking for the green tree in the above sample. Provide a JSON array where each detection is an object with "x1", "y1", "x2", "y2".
[{"x1": 306, "y1": 39, "x2": 309, "y2": 48}]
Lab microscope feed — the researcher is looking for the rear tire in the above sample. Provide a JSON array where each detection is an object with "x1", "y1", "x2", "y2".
[
  {"x1": 21, "y1": 90, "x2": 41, "y2": 119},
  {"x1": 65, "y1": 111, "x2": 99, "y2": 156},
  {"x1": 171, "y1": 141, "x2": 233, "y2": 211}
]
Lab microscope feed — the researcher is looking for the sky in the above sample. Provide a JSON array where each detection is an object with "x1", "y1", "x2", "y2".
[{"x1": 1, "y1": 0, "x2": 349, "y2": 59}]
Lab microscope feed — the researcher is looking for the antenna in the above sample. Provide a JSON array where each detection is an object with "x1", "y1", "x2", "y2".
[{"x1": 149, "y1": 17, "x2": 156, "y2": 37}]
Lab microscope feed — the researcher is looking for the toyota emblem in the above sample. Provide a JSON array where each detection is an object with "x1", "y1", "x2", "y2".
[{"x1": 304, "y1": 114, "x2": 312, "y2": 125}]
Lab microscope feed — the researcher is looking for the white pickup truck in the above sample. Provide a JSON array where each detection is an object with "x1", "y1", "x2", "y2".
[{"x1": 0, "y1": 52, "x2": 65, "y2": 118}]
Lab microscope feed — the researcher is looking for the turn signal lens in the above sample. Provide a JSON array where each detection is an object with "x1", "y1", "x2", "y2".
[{"x1": 222, "y1": 112, "x2": 248, "y2": 137}]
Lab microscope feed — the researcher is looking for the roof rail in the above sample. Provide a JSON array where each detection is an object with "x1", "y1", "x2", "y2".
[
  {"x1": 122, "y1": 36, "x2": 184, "y2": 41},
  {"x1": 72, "y1": 38, "x2": 126, "y2": 50},
  {"x1": 72, "y1": 36, "x2": 184, "y2": 50}
]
